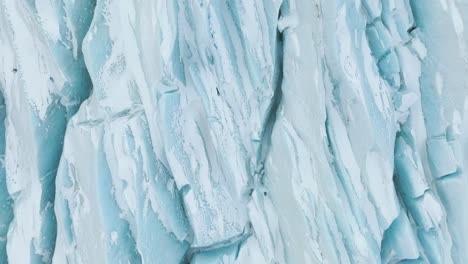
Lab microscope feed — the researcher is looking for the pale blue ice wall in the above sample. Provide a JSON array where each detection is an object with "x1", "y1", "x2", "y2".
[
  {"x1": 0, "y1": 0, "x2": 94, "y2": 263},
  {"x1": 0, "y1": 0, "x2": 468, "y2": 263},
  {"x1": 0, "y1": 91, "x2": 12, "y2": 261},
  {"x1": 266, "y1": 0, "x2": 465, "y2": 263}
]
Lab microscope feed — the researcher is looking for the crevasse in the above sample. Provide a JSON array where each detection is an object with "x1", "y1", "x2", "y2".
[{"x1": 0, "y1": 0, "x2": 467, "y2": 263}]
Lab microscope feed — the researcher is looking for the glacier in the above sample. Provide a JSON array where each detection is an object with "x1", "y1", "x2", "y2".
[{"x1": 0, "y1": 0, "x2": 468, "y2": 263}]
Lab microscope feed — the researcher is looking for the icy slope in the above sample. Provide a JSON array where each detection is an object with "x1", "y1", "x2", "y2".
[{"x1": 0, "y1": 0, "x2": 468, "y2": 263}]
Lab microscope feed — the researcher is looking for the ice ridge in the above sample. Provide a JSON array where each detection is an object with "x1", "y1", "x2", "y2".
[{"x1": 0, "y1": 0, "x2": 467, "y2": 263}]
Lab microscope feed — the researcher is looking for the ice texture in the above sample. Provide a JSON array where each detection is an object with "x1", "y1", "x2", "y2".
[{"x1": 0, "y1": 0, "x2": 468, "y2": 263}]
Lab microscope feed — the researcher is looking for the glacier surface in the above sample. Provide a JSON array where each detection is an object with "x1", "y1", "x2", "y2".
[{"x1": 0, "y1": 0, "x2": 468, "y2": 263}]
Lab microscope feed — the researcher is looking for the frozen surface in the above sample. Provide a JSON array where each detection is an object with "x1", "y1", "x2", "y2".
[{"x1": 0, "y1": 0, "x2": 468, "y2": 263}]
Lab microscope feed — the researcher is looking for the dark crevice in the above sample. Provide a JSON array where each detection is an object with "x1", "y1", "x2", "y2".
[
  {"x1": 184, "y1": 2, "x2": 287, "y2": 262},
  {"x1": 407, "y1": 25, "x2": 417, "y2": 34},
  {"x1": 255, "y1": 4, "x2": 284, "y2": 180}
]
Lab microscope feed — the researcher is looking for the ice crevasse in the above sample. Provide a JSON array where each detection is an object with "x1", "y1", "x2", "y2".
[{"x1": 0, "y1": 0, "x2": 468, "y2": 263}]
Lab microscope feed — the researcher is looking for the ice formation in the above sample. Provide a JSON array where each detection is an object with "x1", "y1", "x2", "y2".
[{"x1": 0, "y1": 0, "x2": 468, "y2": 263}]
